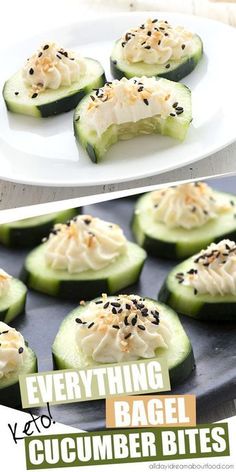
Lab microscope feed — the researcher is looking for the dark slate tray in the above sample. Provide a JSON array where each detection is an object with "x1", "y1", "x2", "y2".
[{"x1": 2, "y1": 176, "x2": 236, "y2": 430}]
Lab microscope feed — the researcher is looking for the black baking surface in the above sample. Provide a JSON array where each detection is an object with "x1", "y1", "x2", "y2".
[{"x1": 2, "y1": 176, "x2": 236, "y2": 430}]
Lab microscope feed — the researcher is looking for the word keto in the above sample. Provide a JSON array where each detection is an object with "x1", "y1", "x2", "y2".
[
  {"x1": 106, "y1": 395, "x2": 196, "y2": 428},
  {"x1": 24, "y1": 424, "x2": 229, "y2": 469},
  {"x1": 8, "y1": 403, "x2": 55, "y2": 444},
  {"x1": 19, "y1": 359, "x2": 170, "y2": 408}
]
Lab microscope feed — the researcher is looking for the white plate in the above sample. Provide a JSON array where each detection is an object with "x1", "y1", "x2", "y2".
[{"x1": 0, "y1": 11, "x2": 236, "y2": 187}]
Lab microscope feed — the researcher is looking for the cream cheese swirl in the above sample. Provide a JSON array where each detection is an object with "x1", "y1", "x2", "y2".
[
  {"x1": 75, "y1": 294, "x2": 172, "y2": 363},
  {"x1": 177, "y1": 239, "x2": 236, "y2": 296},
  {"x1": 0, "y1": 322, "x2": 26, "y2": 379},
  {"x1": 121, "y1": 18, "x2": 194, "y2": 65},
  {"x1": 22, "y1": 42, "x2": 86, "y2": 96},
  {"x1": 150, "y1": 182, "x2": 231, "y2": 229},
  {"x1": 0, "y1": 269, "x2": 12, "y2": 298},
  {"x1": 44, "y1": 214, "x2": 127, "y2": 274},
  {"x1": 82, "y1": 76, "x2": 181, "y2": 137}
]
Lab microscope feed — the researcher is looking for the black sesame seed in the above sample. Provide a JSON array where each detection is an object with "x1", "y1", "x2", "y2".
[
  {"x1": 118, "y1": 308, "x2": 123, "y2": 314},
  {"x1": 113, "y1": 60, "x2": 117, "y2": 65},
  {"x1": 230, "y1": 200, "x2": 235, "y2": 206},
  {"x1": 176, "y1": 109, "x2": 184, "y2": 115},
  {"x1": 125, "y1": 304, "x2": 131, "y2": 310},
  {"x1": 140, "y1": 24, "x2": 145, "y2": 29},
  {"x1": 75, "y1": 318, "x2": 83, "y2": 324},
  {"x1": 194, "y1": 288, "x2": 198, "y2": 295},
  {"x1": 18, "y1": 347, "x2": 24, "y2": 354},
  {"x1": 165, "y1": 64, "x2": 170, "y2": 69},
  {"x1": 164, "y1": 33, "x2": 169, "y2": 36},
  {"x1": 172, "y1": 102, "x2": 178, "y2": 108},
  {"x1": 31, "y1": 93, "x2": 38, "y2": 99},
  {"x1": 141, "y1": 308, "x2": 148, "y2": 316},
  {"x1": 147, "y1": 31, "x2": 152, "y2": 36},
  {"x1": 43, "y1": 44, "x2": 49, "y2": 50},
  {"x1": 88, "y1": 322, "x2": 94, "y2": 329},
  {"x1": 159, "y1": 27, "x2": 165, "y2": 31},
  {"x1": 38, "y1": 52, "x2": 43, "y2": 57},
  {"x1": 138, "y1": 325, "x2": 145, "y2": 330},
  {"x1": 112, "y1": 307, "x2": 117, "y2": 314},
  {"x1": 111, "y1": 302, "x2": 121, "y2": 308},
  {"x1": 56, "y1": 54, "x2": 62, "y2": 59},
  {"x1": 175, "y1": 106, "x2": 183, "y2": 111},
  {"x1": 1, "y1": 330, "x2": 9, "y2": 335},
  {"x1": 121, "y1": 42, "x2": 126, "y2": 47},
  {"x1": 83, "y1": 218, "x2": 91, "y2": 225},
  {"x1": 124, "y1": 333, "x2": 132, "y2": 339},
  {"x1": 138, "y1": 86, "x2": 144, "y2": 92},
  {"x1": 124, "y1": 316, "x2": 129, "y2": 326},
  {"x1": 75, "y1": 116, "x2": 80, "y2": 122},
  {"x1": 151, "y1": 320, "x2": 159, "y2": 325},
  {"x1": 131, "y1": 315, "x2": 138, "y2": 326},
  {"x1": 144, "y1": 45, "x2": 151, "y2": 50},
  {"x1": 137, "y1": 303, "x2": 144, "y2": 310},
  {"x1": 103, "y1": 302, "x2": 109, "y2": 309},
  {"x1": 29, "y1": 68, "x2": 34, "y2": 75},
  {"x1": 14, "y1": 91, "x2": 19, "y2": 96},
  {"x1": 170, "y1": 113, "x2": 175, "y2": 117},
  {"x1": 158, "y1": 40, "x2": 161, "y2": 45},
  {"x1": 152, "y1": 19, "x2": 158, "y2": 23},
  {"x1": 181, "y1": 44, "x2": 186, "y2": 50},
  {"x1": 143, "y1": 98, "x2": 149, "y2": 106},
  {"x1": 112, "y1": 325, "x2": 120, "y2": 329},
  {"x1": 95, "y1": 300, "x2": 103, "y2": 304}
]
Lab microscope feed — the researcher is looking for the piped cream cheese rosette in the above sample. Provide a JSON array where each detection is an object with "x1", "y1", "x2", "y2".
[
  {"x1": 52, "y1": 293, "x2": 195, "y2": 385},
  {"x1": 0, "y1": 267, "x2": 27, "y2": 324},
  {"x1": 74, "y1": 76, "x2": 192, "y2": 162},
  {"x1": 110, "y1": 18, "x2": 203, "y2": 82},
  {"x1": 159, "y1": 238, "x2": 236, "y2": 320},
  {"x1": 132, "y1": 182, "x2": 236, "y2": 259},
  {"x1": 22, "y1": 214, "x2": 147, "y2": 300},
  {"x1": 0, "y1": 322, "x2": 37, "y2": 407},
  {"x1": 3, "y1": 41, "x2": 105, "y2": 117}
]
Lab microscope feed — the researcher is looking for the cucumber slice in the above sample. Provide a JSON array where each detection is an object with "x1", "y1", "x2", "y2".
[
  {"x1": 132, "y1": 191, "x2": 236, "y2": 259},
  {"x1": 0, "y1": 345, "x2": 37, "y2": 407},
  {"x1": 52, "y1": 297, "x2": 195, "y2": 386},
  {"x1": 21, "y1": 242, "x2": 147, "y2": 301},
  {"x1": 159, "y1": 258, "x2": 236, "y2": 321},
  {"x1": 0, "y1": 278, "x2": 27, "y2": 324},
  {"x1": 3, "y1": 58, "x2": 106, "y2": 117},
  {"x1": 74, "y1": 79, "x2": 192, "y2": 163},
  {"x1": 110, "y1": 35, "x2": 203, "y2": 81},
  {"x1": 0, "y1": 208, "x2": 81, "y2": 249}
]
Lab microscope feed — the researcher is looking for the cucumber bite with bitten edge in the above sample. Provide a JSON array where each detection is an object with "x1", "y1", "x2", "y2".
[
  {"x1": 21, "y1": 214, "x2": 147, "y2": 301},
  {"x1": 110, "y1": 18, "x2": 203, "y2": 81},
  {"x1": 52, "y1": 293, "x2": 195, "y2": 386},
  {"x1": 159, "y1": 239, "x2": 236, "y2": 321},
  {"x1": 0, "y1": 322, "x2": 37, "y2": 407},
  {"x1": 0, "y1": 267, "x2": 27, "y2": 323},
  {"x1": 74, "y1": 76, "x2": 192, "y2": 163},
  {"x1": 132, "y1": 182, "x2": 236, "y2": 259},
  {"x1": 3, "y1": 41, "x2": 105, "y2": 117},
  {"x1": 0, "y1": 207, "x2": 81, "y2": 249}
]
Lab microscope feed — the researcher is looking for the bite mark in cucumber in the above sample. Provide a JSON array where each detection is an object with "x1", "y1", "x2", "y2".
[
  {"x1": 110, "y1": 35, "x2": 203, "y2": 82},
  {"x1": 21, "y1": 242, "x2": 147, "y2": 301},
  {"x1": 3, "y1": 58, "x2": 106, "y2": 118},
  {"x1": 52, "y1": 297, "x2": 195, "y2": 386},
  {"x1": 74, "y1": 79, "x2": 192, "y2": 163},
  {"x1": 132, "y1": 191, "x2": 236, "y2": 259}
]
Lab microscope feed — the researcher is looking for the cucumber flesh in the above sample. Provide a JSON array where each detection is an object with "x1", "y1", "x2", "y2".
[
  {"x1": 0, "y1": 278, "x2": 27, "y2": 324},
  {"x1": 0, "y1": 346, "x2": 37, "y2": 407},
  {"x1": 74, "y1": 79, "x2": 192, "y2": 163},
  {"x1": 3, "y1": 58, "x2": 106, "y2": 117},
  {"x1": 110, "y1": 35, "x2": 203, "y2": 82},
  {"x1": 21, "y1": 242, "x2": 147, "y2": 301},
  {"x1": 52, "y1": 297, "x2": 195, "y2": 386},
  {"x1": 132, "y1": 191, "x2": 236, "y2": 259},
  {"x1": 0, "y1": 208, "x2": 81, "y2": 248},
  {"x1": 159, "y1": 258, "x2": 236, "y2": 321}
]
